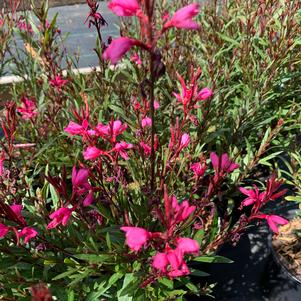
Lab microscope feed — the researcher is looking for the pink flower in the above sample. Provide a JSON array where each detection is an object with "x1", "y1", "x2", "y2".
[
  {"x1": 265, "y1": 174, "x2": 287, "y2": 201},
  {"x1": 240, "y1": 185, "x2": 264, "y2": 207},
  {"x1": 72, "y1": 167, "x2": 94, "y2": 206},
  {"x1": 210, "y1": 152, "x2": 239, "y2": 174},
  {"x1": 166, "y1": 248, "x2": 183, "y2": 270},
  {"x1": 17, "y1": 18, "x2": 33, "y2": 33},
  {"x1": 120, "y1": 226, "x2": 151, "y2": 251},
  {"x1": 108, "y1": 0, "x2": 141, "y2": 17},
  {"x1": 164, "y1": 4, "x2": 200, "y2": 30},
  {"x1": 253, "y1": 214, "x2": 288, "y2": 234},
  {"x1": 152, "y1": 252, "x2": 169, "y2": 272},
  {"x1": 72, "y1": 167, "x2": 90, "y2": 192},
  {"x1": 83, "y1": 146, "x2": 103, "y2": 160},
  {"x1": 174, "y1": 69, "x2": 210, "y2": 113},
  {"x1": 47, "y1": 207, "x2": 73, "y2": 229},
  {"x1": 177, "y1": 238, "x2": 199, "y2": 254},
  {"x1": 180, "y1": 133, "x2": 190, "y2": 149},
  {"x1": 85, "y1": 0, "x2": 107, "y2": 28},
  {"x1": 0, "y1": 223, "x2": 9, "y2": 238},
  {"x1": 64, "y1": 120, "x2": 94, "y2": 137},
  {"x1": 168, "y1": 261, "x2": 190, "y2": 277},
  {"x1": 152, "y1": 248, "x2": 190, "y2": 278},
  {"x1": 196, "y1": 87, "x2": 213, "y2": 101},
  {"x1": 0, "y1": 152, "x2": 5, "y2": 176},
  {"x1": 114, "y1": 141, "x2": 133, "y2": 160},
  {"x1": 154, "y1": 101, "x2": 160, "y2": 110},
  {"x1": 17, "y1": 97, "x2": 38, "y2": 119},
  {"x1": 18, "y1": 227, "x2": 37, "y2": 244},
  {"x1": 140, "y1": 141, "x2": 151, "y2": 156},
  {"x1": 103, "y1": 37, "x2": 139, "y2": 65},
  {"x1": 190, "y1": 161, "x2": 206, "y2": 178},
  {"x1": 131, "y1": 52, "x2": 142, "y2": 65},
  {"x1": 173, "y1": 73, "x2": 193, "y2": 106},
  {"x1": 96, "y1": 120, "x2": 127, "y2": 142},
  {"x1": 141, "y1": 117, "x2": 152, "y2": 128},
  {"x1": 83, "y1": 192, "x2": 94, "y2": 207},
  {"x1": 171, "y1": 197, "x2": 196, "y2": 223},
  {"x1": 16, "y1": 97, "x2": 37, "y2": 120},
  {"x1": 10, "y1": 204, "x2": 26, "y2": 225},
  {"x1": 49, "y1": 75, "x2": 68, "y2": 90}
]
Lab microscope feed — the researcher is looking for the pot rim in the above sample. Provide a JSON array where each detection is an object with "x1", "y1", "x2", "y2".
[{"x1": 269, "y1": 237, "x2": 301, "y2": 284}]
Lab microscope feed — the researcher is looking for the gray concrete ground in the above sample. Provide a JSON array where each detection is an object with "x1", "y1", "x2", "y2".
[
  {"x1": 48, "y1": 3, "x2": 119, "y2": 68},
  {"x1": 5, "y1": 2, "x2": 118, "y2": 72},
  {"x1": 0, "y1": 0, "x2": 87, "y2": 10}
]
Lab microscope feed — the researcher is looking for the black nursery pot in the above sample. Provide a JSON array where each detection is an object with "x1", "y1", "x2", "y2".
[
  {"x1": 261, "y1": 239, "x2": 301, "y2": 301},
  {"x1": 187, "y1": 225, "x2": 301, "y2": 301}
]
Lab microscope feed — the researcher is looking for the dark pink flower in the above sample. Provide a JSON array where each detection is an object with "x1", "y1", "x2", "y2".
[
  {"x1": 83, "y1": 146, "x2": 103, "y2": 160},
  {"x1": 152, "y1": 252, "x2": 169, "y2": 272},
  {"x1": 196, "y1": 87, "x2": 213, "y2": 101},
  {"x1": 17, "y1": 18, "x2": 33, "y2": 33},
  {"x1": 173, "y1": 70, "x2": 210, "y2": 114},
  {"x1": 180, "y1": 133, "x2": 190, "y2": 149},
  {"x1": 168, "y1": 261, "x2": 190, "y2": 277},
  {"x1": 64, "y1": 120, "x2": 94, "y2": 136},
  {"x1": 240, "y1": 185, "x2": 264, "y2": 207},
  {"x1": 253, "y1": 214, "x2": 288, "y2": 234},
  {"x1": 49, "y1": 75, "x2": 68, "y2": 90},
  {"x1": 96, "y1": 120, "x2": 127, "y2": 142},
  {"x1": 171, "y1": 197, "x2": 196, "y2": 223},
  {"x1": 120, "y1": 226, "x2": 151, "y2": 251},
  {"x1": 47, "y1": 207, "x2": 73, "y2": 229},
  {"x1": 164, "y1": 4, "x2": 200, "y2": 30},
  {"x1": 0, "y1": 223, "x2": 9, "y2": 238},
  {"x1": 85, "y1": 0, "x2": 107, "y2": 28},
  {"x1": 152, "y1": 247, "x2": 190, "y2": 278},
  {"x1": 265, "y1": 174, "x2": 287, "y2": 201},
  {"x1": 210, "y1": 152, "x2": 239, "y2": 174},
  {"x1": 108, "y1": 0, "x2": 140, "y2": 16},
  {"x1": 83, "y1": 192, "x2": 94, "y2": 207},
  {"x1": 141, "y1": 117, "x2": 152, "y2": 128},
  {"x1": 177, "y1": 237, "x2": 199, "y2": 254},
  {"x1": 131, "y1": 52, "x2": 142, "y2": 65},
  {"x1": 140, "y1": 141, "x2": 151, "y2": 156},
  {"x1": 0, "y1": 152, "x2": 5, "y2": 176},
  {"x1": 114, "y1": 141, "x2": 133, "y2": 160},
  {"x1": 103, "y1": 37, "x2": 139, "y2": 64},
  {"x1": 18, "y1": 227, "x2": 38, "y2": 244},
  {"x1": 16, "y1": 97, "x2": 37, "y2": 120},
  {"x1": 72, "y1": 166, "x2": 90, "y2": 193},
  {"x1": 10, "y1": 204, "x2": 26, "y2": 225},
  {"x1": 190, "y1": 161, "x2": 206, "y2": 178},
  {"x1": 166, "y1": 248, "x2": 183, "y2": 271}
]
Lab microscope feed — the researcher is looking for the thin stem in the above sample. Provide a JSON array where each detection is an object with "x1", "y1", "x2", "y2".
[{"x1": 145, "y1": 0, "x2": 156, "y2": 192}]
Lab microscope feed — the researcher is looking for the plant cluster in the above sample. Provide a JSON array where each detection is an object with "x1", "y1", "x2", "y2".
[{"x1": 0, "y1": 0, "x2": 299, "y2": 300}]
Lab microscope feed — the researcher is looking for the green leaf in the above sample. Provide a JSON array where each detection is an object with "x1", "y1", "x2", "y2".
[
  {"x1": 285, "y1": 196, "x2": 301, "y2": 202},
  {"x1": 49, "y1": 184, "x2": 59, "y2": 209},
  {"x1": 117, "y1": 273, "x2": 138, "y2": 300},
  {"x1": 52, "y1": 268, "x2": 77, "y2": 281},
  {"x1": 86, "y1": 273, "x2": 123, "y2": 301},
  {"x1": 190, "y1": 269, "x2": 210, "y2": 277},
  {"x1": 217, "y1": 33, "x2": 240, "y2": 47},
  {"x1": 74, "y1": 254, "x2": 113, "y2": 263},
  {"x1": 193, "y1": 255, "x2": 233, "y2": 263},
  {"x1": 193, "y1": 229, "x2": 204, "y2": 245},
  {"x1": 158, "y1": 277, "x2": 174, "y2": 289}
]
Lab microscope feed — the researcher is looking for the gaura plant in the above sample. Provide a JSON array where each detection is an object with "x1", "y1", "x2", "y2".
[{"x1": 0, "y1": 0, "x2": 295, "y2": 300}]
